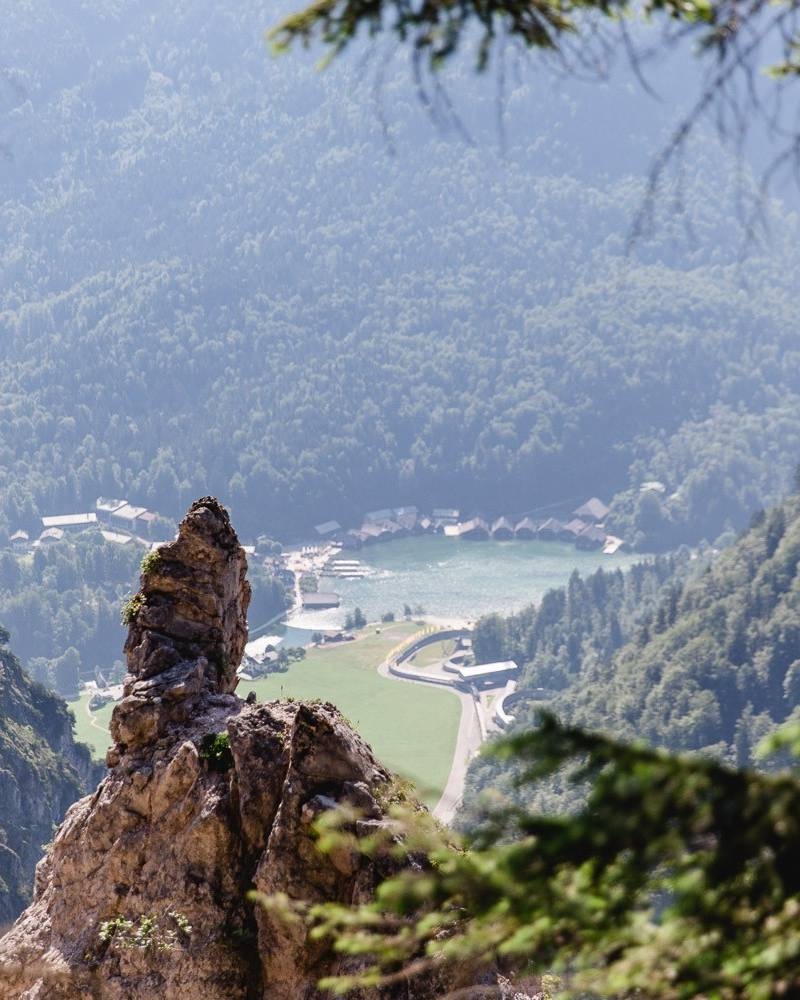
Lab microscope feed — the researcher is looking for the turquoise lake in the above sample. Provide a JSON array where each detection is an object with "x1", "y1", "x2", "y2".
[{"x1": 287, "y1": 535, "x2": 645, "y2": 632}]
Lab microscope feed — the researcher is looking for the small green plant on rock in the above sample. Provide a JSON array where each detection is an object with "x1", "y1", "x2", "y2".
[
  {"x1": 199, "y1": 731, "x2": 233, "y2": 772},
  {"x1": 140, "y1": 549, "x2": 162, "y2": 576},
  {"x1": 170, "y1": 910, "x2": 192, "y2": 936},
  {"x1": 373, "y1": 775, "x2": 416, "y2": 811},
  {"x1": 98, "y1": 911, "x2": 192, "y2": 953},
  {"x1": 120, "y1": 593, "x2": 146, "y2": 626},
  {"x1": 98, "y1": 916, "x2": 134, "y2": 945}
]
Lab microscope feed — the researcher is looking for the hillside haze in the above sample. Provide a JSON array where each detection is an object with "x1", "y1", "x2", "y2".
[
  {"x1": 2, "y1": 0, "x2": 800, "y2": 550},
  {"x1": 4, "y1": 2, "x2": 800, "y2": 990}
]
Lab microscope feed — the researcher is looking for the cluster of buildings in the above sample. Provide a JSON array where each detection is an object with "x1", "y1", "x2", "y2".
[
  {"x1": 313, "y1": 497, "x2": 623, "y2": 554},
  {"x1": 8, "y1": 497, "x2": 167, "y2": 552},
  {"x1": 94, "y1": 498, "x2": 160, "y2": 537}
]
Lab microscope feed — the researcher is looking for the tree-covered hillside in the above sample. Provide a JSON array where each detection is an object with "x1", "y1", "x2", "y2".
[
  {"x1": 1, "y1": 0, "x2": 800, "y2": 549},
  {"x1": 0, "y1": 628, "x2": 98, "y2": 922},
  {"x1": 464, "y1": 492, "x2": 800, "y2": 817}
]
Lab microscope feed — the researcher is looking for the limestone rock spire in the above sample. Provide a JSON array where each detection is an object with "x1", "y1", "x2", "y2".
[
  {"x1": 0, "y1": 498, "x2": 452, "y2": 1000},
  {"x1": 110, "y1": 497, "x2": 251, "y2": 755}
]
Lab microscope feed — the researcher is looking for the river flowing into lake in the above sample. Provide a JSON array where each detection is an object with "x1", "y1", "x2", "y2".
[{"x1": 284, "y1": 535, "x2": 645, "y2": 636}]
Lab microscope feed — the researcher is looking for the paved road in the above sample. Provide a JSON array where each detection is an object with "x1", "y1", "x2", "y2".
[
  {"x1": 434, "y1": 687, "x2": 484, "y2": 824},
  {"x1": 377, "y1": 655, "x2": 487, "y2": 824}
]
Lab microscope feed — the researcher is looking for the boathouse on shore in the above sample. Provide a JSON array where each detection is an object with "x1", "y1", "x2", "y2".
[
  {"x1": 302, "y1": 592, "x2": 341, "y2": 610},
  {"x1": 575, "y1": 524, "x2": 607, "y2": 550},
  {"x1": 491, "y1": 516, "x2": 515, "y2": 540},
  {"x1": 364, "y1": 508, "x2": 394, "y2": 524},
  {"x1": 537, "y1": 517, "x2": 565, "y2": 540},
  {"x1": 514, "y1": 517, "x2": 539, "y2": 539},
  {"x1": 459, "y1": 517, "x2": 490, "y2": 540}
]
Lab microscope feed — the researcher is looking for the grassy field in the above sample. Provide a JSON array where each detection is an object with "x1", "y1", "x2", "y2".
[
  {"x1": 68, "y1": 621, "x2": 462, "y2": 809},
  {"x1": 239, "y1": 622, "x2": 461, "y2": 807},
  {"x1": 69, "y1": 692, "x2": 116, "y2": 760},
  {"x1": 410, "y1": 638, "x2": 456, "y2": 668}
]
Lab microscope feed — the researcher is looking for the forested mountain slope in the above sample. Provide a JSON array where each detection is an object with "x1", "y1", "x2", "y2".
[
  {"x1": 0, "y1": 627, "x2": 98, "y2": 922},
  {"x1": 561, "y1": 501, "x2": 800, "y2": 759},
  {"x1": 464, "y1": 494, "x2": 800, "y2": 817},
  {"x1": 1, "y1": 0, "x2": 800, "y2": 548}
]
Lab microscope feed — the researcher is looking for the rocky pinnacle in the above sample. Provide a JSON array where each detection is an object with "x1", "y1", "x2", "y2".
[
  {"x1": 0, "y1": 499, "x2": 457, "y2": 999},
  {"x1": 109, "y1": 496, "x2": 251, "y2": 756}
]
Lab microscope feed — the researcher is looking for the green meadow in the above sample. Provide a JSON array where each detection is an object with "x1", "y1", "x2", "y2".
[
  {"x1": 69, "y1": 622, "x2": 461, "y2": 809},
  {"x1": 410, "y1": 638, "x2": 456, "y2": 668},
  {"x1": 69, "y1": 692, "x2": 116, "y2": 761}
]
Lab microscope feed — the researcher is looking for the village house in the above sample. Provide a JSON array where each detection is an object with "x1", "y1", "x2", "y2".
[
  {"x1": 563, "y1": 517, "x2": 589, "y2": 539},
  {"x1": 100, "y1": 530, "x2": 134, "y2": 546},
  {"x1": 38, "y1": 527, "x2": 65, "y2": 545},
  {"x1": 456, "y1": 660, "x2": 519, "y2": 690},
  {"x1": 359, "y1": 524, "x2": 384, "y2": 545},
  {"x1": 314, "y1": 520, "x2": 342, "y2": 538},
  {"x1": 575, "y1": 524, "x2": 607, "y2": 550},
  {"x1": 110, "y1": 503, "x2": 149, "y2": 533},
  {"x1": 136, "y1": 510, "x2": 159, "y2": 539},
  {"x1": 9, "y1": 530, "x2": 29, "y2": 552},
  {"x1": 374, "y1": 519, "x2": 406, "y2": 541},
  {"x1": 572, "y1": 497, "x2": 610, "y2": 523},
  {"x1": 41, "y1": 513, "x2": 97, "y2": 532},
  {"x1": 95, "y1": 497, "x2": 128, "y2": 521},
  {"x1": 301, "y1": 592, "x2": 341, "y2": 610},
  {"x1": 394, "y1": 507, "x2": 418, "y2": 531},
  {"x1": 302, "y1": 497, "x2": 623, "y2": 552},
  {"x1": 340, "y1": 530, "x2": 365, "y2": 550},
  {"x1": 364, "y1": 508, "x2": 394, "y2": 524},
  {"x1": 432, "y1": 508, "x2": 460, "y2": 525}
]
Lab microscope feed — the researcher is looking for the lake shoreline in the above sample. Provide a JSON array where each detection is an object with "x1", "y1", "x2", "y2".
[{"x1": 276, "y1": 534, "x2": 646, "y2": 638}]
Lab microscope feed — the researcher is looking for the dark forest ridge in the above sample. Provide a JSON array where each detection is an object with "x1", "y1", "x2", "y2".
[{"x1": 1, "y1": 0, "x2": 800, "y2": 559}]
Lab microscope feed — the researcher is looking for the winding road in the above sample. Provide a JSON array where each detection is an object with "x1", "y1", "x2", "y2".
[{"x1": 377, "y1": 646, "x2": 490, "y2": 824}]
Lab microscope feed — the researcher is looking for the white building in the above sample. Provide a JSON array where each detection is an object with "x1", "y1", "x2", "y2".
[{"x1": 41, "y1": 513, "x2": 97, "y2": 531}]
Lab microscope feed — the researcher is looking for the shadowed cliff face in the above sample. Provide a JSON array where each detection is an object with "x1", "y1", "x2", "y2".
[
  {"x1": 0, "y1": 499, "x2": 445, "y2": 1000},
  {"x1": 0, "y1": 640, "x2": 100, "y2": 924}
]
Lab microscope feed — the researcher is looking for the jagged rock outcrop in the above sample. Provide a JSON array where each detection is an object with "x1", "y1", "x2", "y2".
[
  {"x1": 109, "y1": 495, "x2": 250, "y2": 758},
  {"x1": 0, "y1": 498, "x2": 445, "y2": 999},
  {"x1": 0, "y1": 629, "x2": 99, "y2": 925}
]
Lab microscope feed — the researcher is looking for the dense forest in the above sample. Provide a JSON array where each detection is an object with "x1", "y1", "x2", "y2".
[
  {"x1": 0, "y1": 627, "x2": 98, "y2": 922},
  {"x1": 464, "y1": 491, "x2": 800, "y2": 817},
  {"x1": 1, "y1": 0, "x2": 800, "y2": 552}
]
